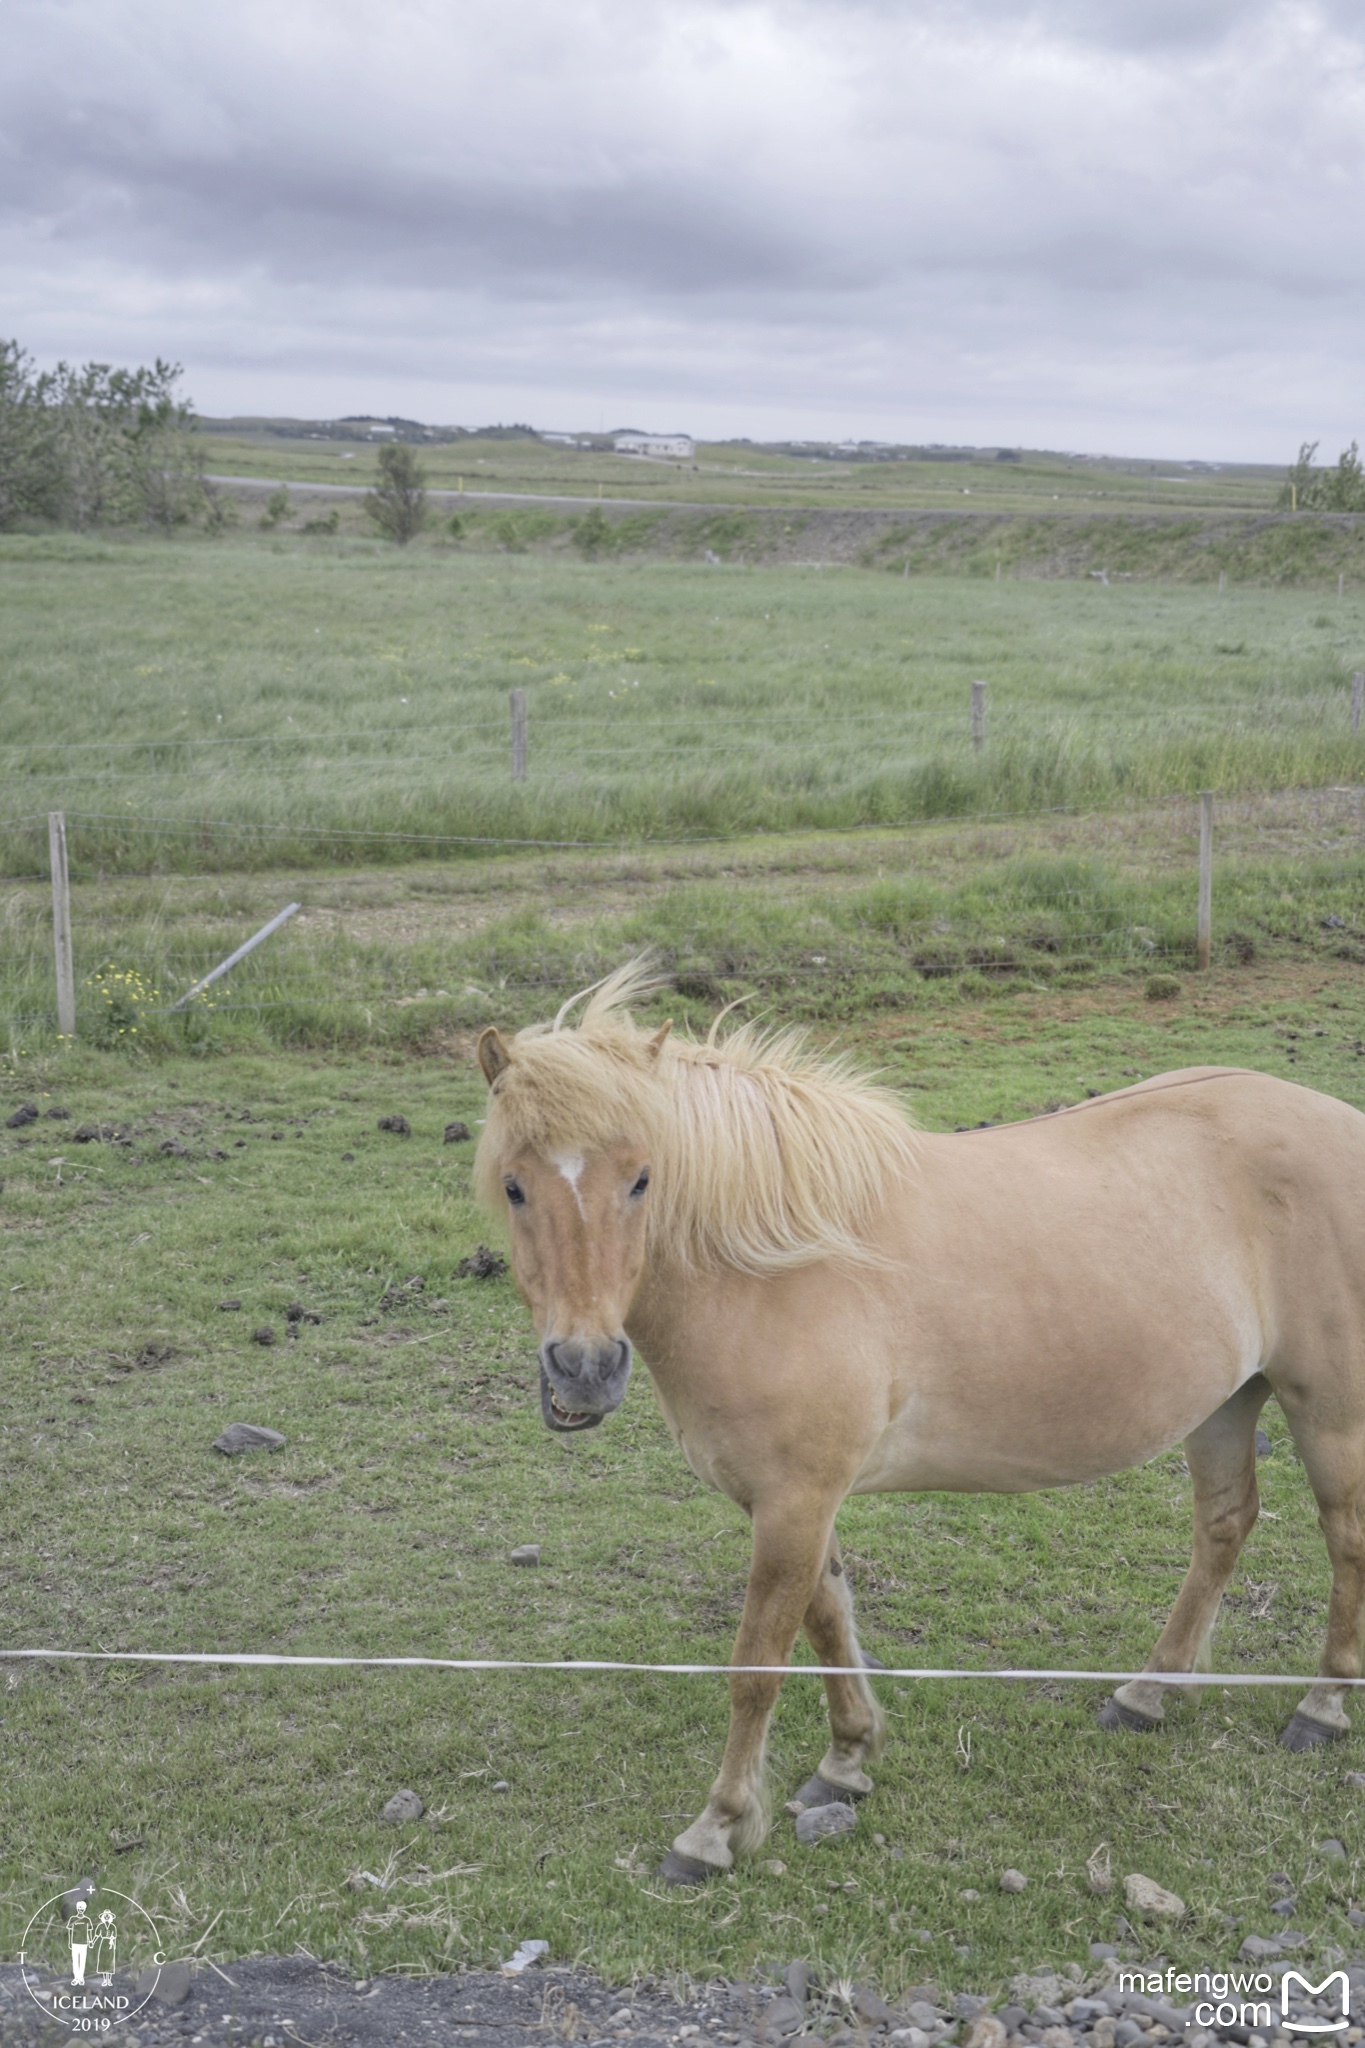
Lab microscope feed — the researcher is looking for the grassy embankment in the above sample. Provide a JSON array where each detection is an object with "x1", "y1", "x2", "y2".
[
  {"x1": 194, "y1": 429, "x2": 1365, "y2": 585},
  {"x1": 196, "y1": 428, "x2": 1286, "y2": 515}
]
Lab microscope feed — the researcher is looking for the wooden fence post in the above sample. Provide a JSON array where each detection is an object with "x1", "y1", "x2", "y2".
[
  {"x1": 1197, "y1": 791, "x2": 1213, "y2": 972},
  {"x1": 48, "y1": 810, "x2": 76, "y2": 1036},
  {"x1": 970, "y1": 680, "x2": 987, "y2": 750},
  {"x1": 510, "y1": 688, "x2": 528, "y2": 783},
  {"x1": 1352, "y1": 671, "x2": 1363, "y2": 736}
]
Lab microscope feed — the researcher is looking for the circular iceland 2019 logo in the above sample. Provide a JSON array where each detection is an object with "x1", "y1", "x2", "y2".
[{"x1": 17, "y1": 1885, "x2": 167, "y2": 2032}]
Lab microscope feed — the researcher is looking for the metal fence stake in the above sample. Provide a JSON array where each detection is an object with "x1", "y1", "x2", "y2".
[{"x1": 171, "y1": 903, "x2": 301, "y2": 1011}]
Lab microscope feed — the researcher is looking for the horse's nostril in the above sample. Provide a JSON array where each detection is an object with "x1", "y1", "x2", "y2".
[
  {"x1": 543, "y1": 1337, "x2": 631, "y2": 1388},
  {"x1": 546, "y1": 1340, "x2": 581, "y2": 1381}
]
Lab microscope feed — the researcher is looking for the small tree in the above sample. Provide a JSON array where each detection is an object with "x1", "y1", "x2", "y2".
[{"x1": 366, "y1": 442, "x2": 427, "y2": 543}]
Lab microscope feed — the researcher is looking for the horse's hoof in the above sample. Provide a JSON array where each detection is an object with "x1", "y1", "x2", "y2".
[
  {"x1": 785, "y1": 1772, "x2": 868, "y2": 1815},
  {"x1": 657, "y1": 1849, "x2": 723, "y2": 1887},
  {"x1": 1097, "y1": 1695, "x2": 1161, "y2": 1734},
  {"x1": 860, "y1": 1649, "x2": 889, "y2": 1672},
  {"x1": 1280, "y1": 1710, "x2": 1347, "y2": 1752}
]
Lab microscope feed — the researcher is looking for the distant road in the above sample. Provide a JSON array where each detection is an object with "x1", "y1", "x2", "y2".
[{"x1": 206, "y1": 473, "x2": 707, "y2": 511}]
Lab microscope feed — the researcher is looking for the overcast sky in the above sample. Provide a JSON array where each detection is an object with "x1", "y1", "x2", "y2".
[{"x1": 3, "y1": 0, "x2": 1362, "y2": 459}]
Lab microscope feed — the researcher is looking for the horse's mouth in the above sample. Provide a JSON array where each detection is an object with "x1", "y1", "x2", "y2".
[{"x1": 540, "y1": 1366, "x2": 606, "y2": 1433}]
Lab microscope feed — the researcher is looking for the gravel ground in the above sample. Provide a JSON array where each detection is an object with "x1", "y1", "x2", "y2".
[{"x1": 4, "y1": 1953, "x2": 1364, "y2": 2048}]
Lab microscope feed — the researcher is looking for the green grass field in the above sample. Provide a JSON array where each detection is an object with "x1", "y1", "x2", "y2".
[
  {"x1": 5, "y1": 970, "x2": 1365, "y2": 1992},
  {"x1": 1, "y1": 537, "x2": 1363, "y2": 885},
  {"x1": 5, "y1": 530, "x2": 1365, "y2": 1995}
]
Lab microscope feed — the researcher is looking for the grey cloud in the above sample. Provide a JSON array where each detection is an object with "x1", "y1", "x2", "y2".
[{"x1": 1, "y1": 0, "x2": 1362, "y2": 455}]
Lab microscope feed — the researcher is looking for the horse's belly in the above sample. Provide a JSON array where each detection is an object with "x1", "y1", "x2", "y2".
[
  {"x1": 850, "y1": 1414, "x2": 1182, "y2": 1495},
  {"x1": 850, "y1": 1337, "x2": 1260, "y2": 1496}
]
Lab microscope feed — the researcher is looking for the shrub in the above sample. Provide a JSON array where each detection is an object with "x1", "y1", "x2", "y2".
[
  {"x1": 259, "y1": 485, "x2": 292, "y2": 530},
  {"x1": 1282, "y1": 441, "x2": 1365, "y2": 513},
  {"x1": 0, "y1": 342, "x2": 206, "y2": 533},
  {"x1": 573, "y1": 505, "x2": 612, "y2": 557}
]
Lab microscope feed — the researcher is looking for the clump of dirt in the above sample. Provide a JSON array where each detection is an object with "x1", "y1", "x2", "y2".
[{"x1": 456, "y1": 1245, "x2": 508, "y2": 1280}]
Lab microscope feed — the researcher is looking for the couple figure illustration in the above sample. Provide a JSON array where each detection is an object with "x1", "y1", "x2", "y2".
[{"x1": 67, "y1": 1903, "x2": 117, "y2": 1986}]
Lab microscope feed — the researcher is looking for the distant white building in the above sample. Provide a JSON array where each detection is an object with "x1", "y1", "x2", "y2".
[{"x1": 614, "y1": 433, "x2": 695, "y2": 460}]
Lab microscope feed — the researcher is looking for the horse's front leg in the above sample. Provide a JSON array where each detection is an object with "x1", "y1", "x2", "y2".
[{"x1": 660, "y1": 1498, "x2": 836, "y2": 1886}]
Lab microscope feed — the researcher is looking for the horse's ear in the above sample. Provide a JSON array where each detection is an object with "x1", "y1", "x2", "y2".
[
  {"x1": 646, "y1": 1019, "x2": 673, "y2": 1060},
  {"x1": 478, "y1": 1026, "x2": 513, "y2": 1087}
]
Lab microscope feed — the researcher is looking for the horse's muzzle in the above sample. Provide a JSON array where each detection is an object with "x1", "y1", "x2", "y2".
[{"x1": 538, "y1": 1336, "x2": 632, "y2": 1433}]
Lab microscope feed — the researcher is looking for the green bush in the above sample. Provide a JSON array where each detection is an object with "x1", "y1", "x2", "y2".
[
  {"x1": 573, "y1": 505, "x2": 611, "y2": 557},
  {"x1": 1282, "y1": 441, "x2": 1365, "y2": 513}
]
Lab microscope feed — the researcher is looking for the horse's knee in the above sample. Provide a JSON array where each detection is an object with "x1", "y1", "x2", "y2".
[
  {"x1": 1201, "y1": 1488, "x2": 1259, "y2": 1556},
  {"x1": 1317, "y1": 1505, "x2": 1365, "y2": 1569}
]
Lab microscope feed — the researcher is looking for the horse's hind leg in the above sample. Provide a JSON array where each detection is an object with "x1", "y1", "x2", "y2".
[
  {"x1": 786, "y1": 1532, "x2": 886, "y2": 1812},
  {"x1": 1271, "y1": 1394, "x2": 1365, "y2": 1750},
  {"x1": 1100, "y1": 1375, "x2": 1267, "y2": 1733}
]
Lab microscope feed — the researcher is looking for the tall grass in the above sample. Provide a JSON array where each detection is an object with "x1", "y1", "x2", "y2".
[
  {"x1": 4, "y1": 835, "x2": 1363, "y2": 1051},
  {"x1": 1, "y1": 535, "x2": 1363, "y2": 876}
]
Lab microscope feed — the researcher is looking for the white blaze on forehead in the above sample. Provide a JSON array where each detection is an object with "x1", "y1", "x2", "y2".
[{"x1": 551, "y1": 1150, "x2": 587, "y2": 1217}]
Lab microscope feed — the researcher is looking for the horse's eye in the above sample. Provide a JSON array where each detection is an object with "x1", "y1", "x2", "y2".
[
  {"x1": 630, "y1": 1168, "x2": 650, "y2": 1197},
  {"x1": 504, "y1": 1179, "x2": 526, "y2": 1208}
]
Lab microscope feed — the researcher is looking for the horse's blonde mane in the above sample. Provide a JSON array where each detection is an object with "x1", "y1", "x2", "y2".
[{"x1": 474, "y1": 961, "x2": 919, "y2": 1275}]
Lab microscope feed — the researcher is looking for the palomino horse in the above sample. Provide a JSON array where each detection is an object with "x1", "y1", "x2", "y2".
[{"x1": 475, "y1": 963, "x2": 1365, "y2": 1886}]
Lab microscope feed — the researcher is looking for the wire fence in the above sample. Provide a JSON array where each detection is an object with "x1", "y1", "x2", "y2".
[
  {"x1": 0, "y1": 1646, "x2": 1353, "y2": 1689},
  {"x1": 3, "y1": 785, "x2": 1363, "y2": 1038}
]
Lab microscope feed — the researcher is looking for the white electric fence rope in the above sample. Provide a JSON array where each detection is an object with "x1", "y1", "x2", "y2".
[{"x1": 0, "y1": 1647, "x2": 1359, "y2": 1687}]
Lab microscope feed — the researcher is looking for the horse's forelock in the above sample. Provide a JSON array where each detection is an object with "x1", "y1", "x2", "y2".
[{"x1": 474, "y1": 985, "x2": 918, "y2": 1275}]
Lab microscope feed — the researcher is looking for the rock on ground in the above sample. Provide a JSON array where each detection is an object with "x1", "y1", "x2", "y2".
[
  {"x1": 5, "y1": 1950, "x2": 1363, "y2": 2048},
  {"x1": 212, "y1": 1422, "x2": 287, "y2": 1455},
  {"x1": 1122, "y1": 1872, "x2": 1185, "y2": 1918},
  {"x1": 794, "y1": 1800, "x2": 857, "y2": 1844}
]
